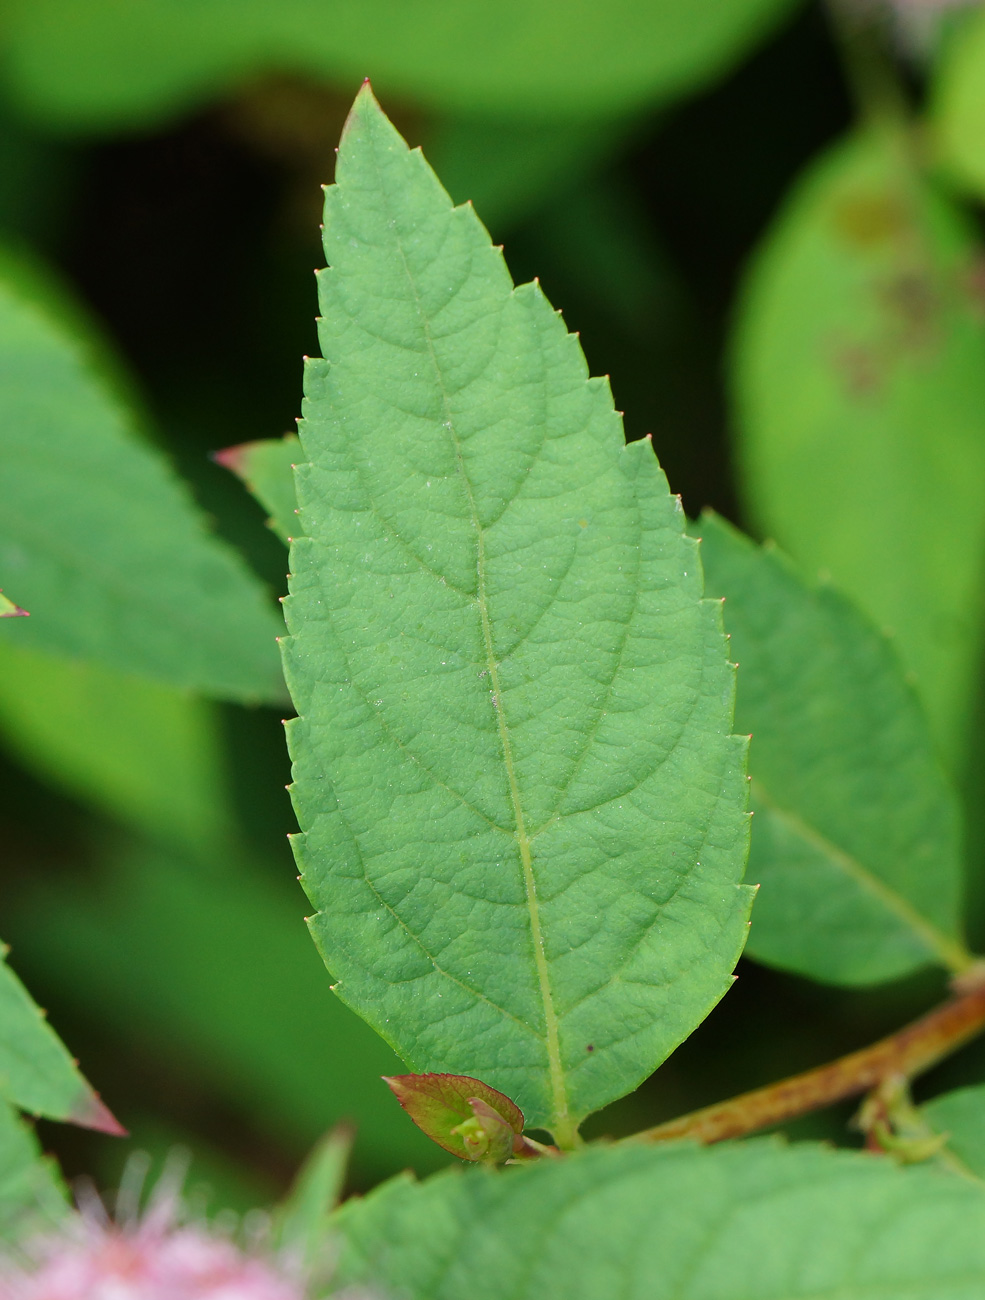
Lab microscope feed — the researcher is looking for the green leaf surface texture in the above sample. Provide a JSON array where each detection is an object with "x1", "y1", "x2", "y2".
[
  {"x1": 3, "y1": 0, "x2": 798, "y2": 131},
  {"x1": 732, "y1": 128, "x2": 985, "y2": 767},
  {"x1": 333, "y1": 1138, "x2": 985, "y2": 1300},
  {"x1": 922, "y1": 1084, "x2": 985, "y2": 1182},
  {"x1": 0, "y1": 639, "x2": 231, "y2": 856},
  {"x1": 931, "y1": 8, "x2": 985, "y2": 199},
  {"x1": 698, "y1": 513, "x2": 968, "y2": 985},
  {"x1": 282, "y1": 88, "x2": 752, "y2": 1139},
  {"x1": 0, "y1": 943, "x2": 106, "y2": 1127},
  {"x1": 0, "y1": 265, "x2": 284, "y2": 701},
  {"x1": 0, "y1": 1101, "x2": 67, "y2": 1243}
]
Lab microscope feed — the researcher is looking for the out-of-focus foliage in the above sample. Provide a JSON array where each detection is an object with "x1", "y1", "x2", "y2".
[
  {"x1": 733, "y1": 127, "x2": 985, "y2": 768},
  {"x1": 0, "y1": 642, "x2": 231, "y2": 857},
  {"x1": 698, "y1": 512, "x2": 969, "y2": 986},
  {"x1": 0, "y1": 0, "x2": 801, "y2": 131},
  {"x1": 0, "y1": 258, "x2": 284, "y2": 702},
  {"x1": 931, "y1": 6, "x2": 985, "y2": 197}
]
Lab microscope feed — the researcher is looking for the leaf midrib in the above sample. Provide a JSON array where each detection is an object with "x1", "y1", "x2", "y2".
[
  {"x1": 750, "y1": 777, "x2": 971, "y2": 974},
  {"x1": 371, "y1": 159, "x2": 572, "y2": 1141}
]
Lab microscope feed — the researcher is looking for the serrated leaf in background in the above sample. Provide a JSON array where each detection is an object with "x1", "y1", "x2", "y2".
[
  {"x1": 283, "y1": 87, "x2": 752, "y2": 1143},
  {"x1": 214, "y1": 436, "x2": 301, "y2": 545},
  {"x1": 0, "y1": 1101, "x2": 67, "y2": 1243},
  {"x1": 0, "y1": 263, "x2": 284, "y2": 702},
  {"x1": 8, "y1": 844, "x2": 446, "y2": 1183},
  {"x1": 921, "y1": 1083, "x2": 985, "y2": 1181},
  {"x1": 333, "y1": 1138, "x2": 985, "y2": 1299},
  {"x1": 0, "y1": 944, "x2": 118, "y2": 1133},
  {"x1": 698, "y1": 512, "x2": 970, "y2": 986},
  {"x1": 0, "y1": 641, "x2": 231, "y2": 858},
  {"x1": 2, "y1": 0, "x2": 801, "y2": 133},
  {"x1": 732, "y1": 128, "x2": 985, "y2": 769}
]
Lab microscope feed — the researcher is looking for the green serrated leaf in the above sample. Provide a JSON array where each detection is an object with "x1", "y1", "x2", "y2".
[
  {"x1": 214, "y1": 435, "x2": 301, "y2": 544},
  {"x1": 0, "y1": 942, "x2": 120, "y2": 1133},
  {"x1": 0, "y1": 1100, "x2": 68, "y2": 1243},
  {"x1": 0, "y1": 260, "x2": 284, "y2": 702},
  {"x1": 697, "y1": 512, "x2": 970, "y2": 986},
  {"x1": 3, "y1": 0, "x2": 799, "y2": 132},
  {"x1": 0, "y1": 640, "x2": 231, "y2": 857},
  {"x1": 732, "y1": 128, "x2": 985, "y2": 768},
  {"x1": 282, "y1": 87, "x2": 752, "y2": 1144},
  {"x1": 922, "y1": 1084, "x2": 985, "y2": 1182},
  {"x1": 332, "y1": 1138, "x2": 985, "y2": 1300}
]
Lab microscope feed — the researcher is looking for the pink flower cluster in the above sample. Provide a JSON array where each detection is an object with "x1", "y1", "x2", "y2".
[{"x1": 0, "y1": 1177, "x2": 307, "y2": 1300}]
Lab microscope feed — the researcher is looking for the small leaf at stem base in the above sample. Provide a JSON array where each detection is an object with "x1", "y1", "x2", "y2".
[{"x1": 384, "y1": 1073, "x2": 527, "y2": 1163}]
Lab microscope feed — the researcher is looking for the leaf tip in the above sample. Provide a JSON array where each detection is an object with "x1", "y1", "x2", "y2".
[
  {"x1": 70, "y1": 1089, "x2": 128, "y2": 1137},
  {"x1": 0, "y1": 590, "x2": 28, "y2": 618},
  {"x1": 211, "y1": 442, "x2": 248, "y2": 477}
]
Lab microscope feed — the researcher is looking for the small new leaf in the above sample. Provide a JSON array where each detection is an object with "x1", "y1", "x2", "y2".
[{"x1": 384, "y1": 1074, "x2": 524, "y2": 1163}]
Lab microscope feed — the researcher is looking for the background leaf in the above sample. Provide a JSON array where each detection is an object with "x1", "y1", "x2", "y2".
[
  {"x1": 0, "y1": 1101, "x2": 68, "y2": 1243},
  {"x1": 2, "y1": 0, "x2": 800, "y2": 132},
  {"x1": 732, "y1": 127, "x2": 985, "y2": 768},
  {"x1": 0, "y1": 641, "x2": 231, "y2": 857},
  {"x1": 697, "y1": 512, "x2": 969, "y2": 985},
  {"x1": 9, "y1": 843, "x2": 446, "y2": 1182},
  {"x1": 0, "y1": 943, "x2": 118, "y2": 1132},
  {"x1": 0, "y1": 260, "x2": 284, "y2": 702},
  {"x1": 215, "y1": 436, "x2": 301, "y2": 545},
  {"x1": 333, "y1": 1138, "x2": 985, "y2": 1300},
  {"x1": 921, "y1": 1083, "x2": 985, "y2": 1182},
  {"x1": 283, "y1": 87, "x2": 752, "y2": 1142},
  {"x1": 930, "y1": 7, "x2": 985, "y2": 201}
]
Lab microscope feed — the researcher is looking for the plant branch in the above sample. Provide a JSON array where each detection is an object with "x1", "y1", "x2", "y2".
[{"x1": 630, "y1": 970, "x2": 985, "y2": 1147}]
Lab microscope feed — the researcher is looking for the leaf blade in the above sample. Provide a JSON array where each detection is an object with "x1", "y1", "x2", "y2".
[
  {"x1": 332, "y1": 1138, "x2": 985, "y2": 1300},
  {"x1": 697, "y1": 512, "x2": 968, "y2": 985},
  {"x1": 283, "y1": 87, "x2": 751, "y2": 1138},
  {"x1": 0, "y1": 256, "x2": 284, "y2": 701},
  {"x1": 0, "y1": 943, "x2": 120, "y2": 1132},
  {"x1": 731, "y1": 128, "x2": 985, "y2": 768}
]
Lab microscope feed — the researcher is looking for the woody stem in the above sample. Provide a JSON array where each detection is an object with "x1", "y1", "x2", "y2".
[{"x1": 629, "y1": 973, "x2": 985, "y2": 1147}]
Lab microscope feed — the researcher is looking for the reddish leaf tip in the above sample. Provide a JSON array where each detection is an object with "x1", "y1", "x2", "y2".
[
  {"x1": 210, "y1": 443, "x2": 249, "y2": 476},
  {"x1": 70, "y1": 1091, "x2": 127, "y2": 1137}
]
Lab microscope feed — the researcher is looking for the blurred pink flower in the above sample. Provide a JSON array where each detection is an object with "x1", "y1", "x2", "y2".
[{"x1": 0, "y1": 1163, "x2": 307, "y2": 1300}]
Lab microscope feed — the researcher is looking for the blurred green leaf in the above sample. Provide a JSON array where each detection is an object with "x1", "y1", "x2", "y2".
[
  {"x1": 283, "y1": 88, "x2": 751, "y2": 1142},
  {"x1": 425, "y1": 116, "x2": 630, "y2": 234},
  {"x1": 733, "y1": 128, "x2": 985, "y2": 767},
  {"x1": 2, "y1": 0, "x2": 800, "y2": 132},
  {"x1": 0, "y1": 590, "x2": 27, "y2": 619},
  {"x1": 0, "y1": 1101, "x2": 68, "y2": 1243},
  {"x1": 215, "y1": 436, "x2": 300, "y2": 545},
  {"x1": 0, "y1": 640, "x2": 231, "y2": 857},
  {"x1": 930, "y1": 7, "x2": 985, "y2": 199},
  {"x1": 922, "y1": 1083, "x2": 985, "y2": 1181},
  {"x1": 0, "y1": 942, "x2": 119, "y2": 1133},
  {"x1": 11, "y1": 843, "x2": 446, "y2": 1183},
  {"x1": 698, "y1": 512, "x2": 969, "y2": 986},
  {"x1": 273, "y1": 1124, "x2": 353, "y2": 1266},
  {"x1": 333, "y1": 1138, "x2": 985, "y2": 1299},
  {"x1": 0, "y1": 260, "x2": 284, "y2": 702}
]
